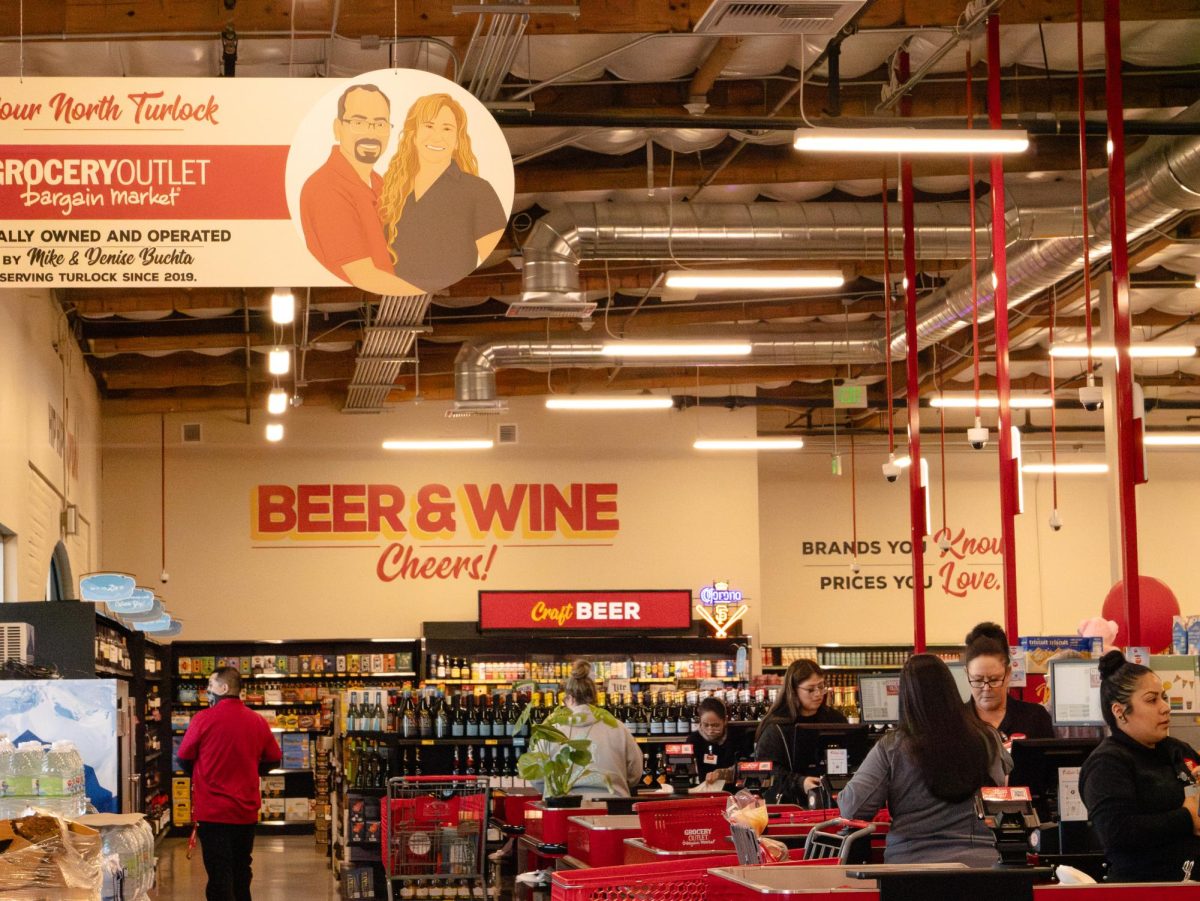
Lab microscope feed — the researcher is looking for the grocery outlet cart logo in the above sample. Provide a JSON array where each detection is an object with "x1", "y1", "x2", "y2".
[{"x1": 250, "y1": 481, "x2": 620, "y2": 582}]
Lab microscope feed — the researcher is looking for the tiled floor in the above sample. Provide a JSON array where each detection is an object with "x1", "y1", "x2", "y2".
[{"x1": 153, "y1": 834, "x2": 341, "y2": 899}]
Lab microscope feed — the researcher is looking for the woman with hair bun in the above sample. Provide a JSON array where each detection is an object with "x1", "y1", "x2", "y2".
[
  {"x1": 1079, "y1": 650, "x2": 1200, "y2": 882},
  {"x1": 962, "y1": 622, "x2": 1054, "y2": 741},
  {"x1": 538, "y1": 660, "x2": 642, "y2": 798}
]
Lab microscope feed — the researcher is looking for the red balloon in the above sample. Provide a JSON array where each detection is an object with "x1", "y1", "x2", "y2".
[{"x1": 1101, "y1": 576, "x2": 1181, "y2": 653}]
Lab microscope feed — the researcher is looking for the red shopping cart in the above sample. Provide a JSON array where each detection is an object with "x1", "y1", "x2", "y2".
[{"x1": 383, "y1": 775, "x2": 490, "y2": 901}]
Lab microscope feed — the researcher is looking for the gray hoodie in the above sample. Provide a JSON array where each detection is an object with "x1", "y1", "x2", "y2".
[{"x1": 534, "y1": 703, "x2": 643, "y2": 798}]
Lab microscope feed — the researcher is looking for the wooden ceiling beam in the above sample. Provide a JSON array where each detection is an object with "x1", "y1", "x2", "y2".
[{"x1": 18, "y1": 0, "x2": 1200, "y2": 41}]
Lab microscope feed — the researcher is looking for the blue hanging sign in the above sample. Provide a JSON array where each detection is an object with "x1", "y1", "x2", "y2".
[{"x1": 79, "y1": 572, "x2": 136, "y2": 603}]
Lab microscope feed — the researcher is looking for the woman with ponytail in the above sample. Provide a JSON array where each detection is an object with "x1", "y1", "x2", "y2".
[{"x1": 1079, "y1": 650, "x2": 1200, "y2": 882}]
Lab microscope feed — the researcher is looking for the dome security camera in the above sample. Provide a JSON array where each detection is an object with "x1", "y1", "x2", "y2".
[
  {"x1": 967, "y1": 426, "x2": 989, "y2": 451},
  {"x1": 1079, "y1": 385, "x2": 1103, "y2": 412},
  {"x1": 160, "y1": 570, "x2": 170, "y2": 584},
  {"x1": 882, "y1": 460, "x2": 901, "y2": 483},
  {"x1": 1049, "y1": 509, "x2": 1063, "y2": 532},
  {"x1": 850, "y1": 560, "x2": 861, "y2": 574}
]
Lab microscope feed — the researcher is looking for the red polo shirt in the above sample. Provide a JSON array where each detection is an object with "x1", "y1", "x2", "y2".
[
  {"x1": 298, "y1": 146, "x2": 393, "y2": 282},
  {"x1": 177, "y1": 697, "x2": 281, "y2": 824}
]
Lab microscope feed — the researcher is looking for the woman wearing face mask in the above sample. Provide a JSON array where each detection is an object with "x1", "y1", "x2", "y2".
[
  {"x1": 1079, "y1": 650, "x2": 1200, "y2": 882},
  {"x1": 686, "y1": 697, "x2": 745, "y2": 787},
  {"x1": 963, "y1": 622, "x2": 1054, "y2": 742},
  {"x1": 754, "y1": 659, "x2": 847, "y2": 802}
]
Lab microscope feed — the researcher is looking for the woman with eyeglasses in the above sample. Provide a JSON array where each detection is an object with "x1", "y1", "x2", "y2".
[
  {"x1": 838, "y1": 654, "x2": 1010, "y2": 865},
  {"x1": 754, "y1": 659, "x2": 846, "y2": 802},
  {"x1": 963, "y1": 622, "x2": 1054, "y2": 742},
  {"x1": 1079, "y1": 650, "x2": 1200, "y2": 882}
]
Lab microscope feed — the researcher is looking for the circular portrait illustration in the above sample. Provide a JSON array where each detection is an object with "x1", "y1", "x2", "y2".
[{"x1": 285, "y1": 69, "x2": 515, "y2": 296}]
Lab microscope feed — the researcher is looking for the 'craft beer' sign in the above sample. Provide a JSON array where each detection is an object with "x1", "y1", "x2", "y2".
[{"x1": 478, "y1": 590, "x2": 692, "y2": 631}]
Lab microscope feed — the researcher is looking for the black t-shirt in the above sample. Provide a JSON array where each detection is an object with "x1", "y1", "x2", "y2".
[
  {"x1": 968, "y1": 696, "x2": 1055, "y2": 741},
  {"x1": 1079, "y1": 731, "x2": 1200, "y2": 882}
]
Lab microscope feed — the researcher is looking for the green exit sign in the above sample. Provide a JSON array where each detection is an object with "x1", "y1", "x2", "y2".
[{"x1": 833, "y1": 384, "x2": 867, "y2": 408}]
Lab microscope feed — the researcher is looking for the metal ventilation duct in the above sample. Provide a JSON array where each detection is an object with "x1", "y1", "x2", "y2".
[
  {"x1": 454, "y1": 326, "x2": 881, "y2": 406},
  {"x1": 891, "y1": 112, "x2": 1200, "y2": 357},
  {"x1": 459, "y1": 108, "x2": 1200, "y2": 407},
  {"x1": 343, "y1": 294, "x2": 430, "y2": 412},
  {"x1": 508, "y1": 200, "x2": 994, "y2": 318}
]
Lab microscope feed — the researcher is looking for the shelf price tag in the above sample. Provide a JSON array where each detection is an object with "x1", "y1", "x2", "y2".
[
  {"x1": 484, "y1": 739, "x2": 498, "y2": 746},
  {"x1": 420, "y1": 740, "x2": 434, "y2": 746}
]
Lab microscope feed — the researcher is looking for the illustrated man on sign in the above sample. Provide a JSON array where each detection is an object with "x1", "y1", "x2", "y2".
[
  {"x1": 299, "y1": 84, "x2": 425, "y2": 296},
  {"x1": 177, "y1": 666, "x2": 281, "y2": 901}
]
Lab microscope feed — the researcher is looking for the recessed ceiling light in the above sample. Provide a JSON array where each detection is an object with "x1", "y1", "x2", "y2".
[
  {"x1": 545, "y1": 396, "x2": 674, "y2": 411},
  {"x1": 663, "y1": 270, "x2": 844, "y2": 290},
  {"x1": 1049, "y1": 344, "x2": 1197, "y2": 359},
  {"x1": 693, "y1": 438, "x2": 804, "y2": 451},
  {"x1": 382, "y1": 439, "x2": 494, "y2": 451},
  {"x1": 1022, "y1": 462, "x2": 1108, "y2": 474},
  {"x1": 600, "y1": 342, "x2": 752, "y2": 358},
  {"x1": 270, "y1": 289, "x2": 295, "y2": 325},
  {"x1": 793, "y1": 127, "x2": 1029, "y2": 155}
]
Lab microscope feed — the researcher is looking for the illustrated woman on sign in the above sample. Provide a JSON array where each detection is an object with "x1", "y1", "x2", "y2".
[{"x1": 378, "y1": 93, "x2": 507, "y2": 295}]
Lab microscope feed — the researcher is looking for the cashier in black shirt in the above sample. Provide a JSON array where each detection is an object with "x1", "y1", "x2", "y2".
[
  {"x1": 1079, "y1": 650, "x2": 1200, "y2": 882},
  {"x1": 754, "y1": 659, "x2": 848, "y2": 802},
  {"x1": 686, "y1": 697, "x2": 744, "y2": 786},
  {"x1": 963, "y1": 622, "x2": 1054, "y2": 742}
]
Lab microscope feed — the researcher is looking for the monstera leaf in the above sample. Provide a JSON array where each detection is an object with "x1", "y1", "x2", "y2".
[{"x1": 514, "y1": 703, "x2": 619, "y2": 797}]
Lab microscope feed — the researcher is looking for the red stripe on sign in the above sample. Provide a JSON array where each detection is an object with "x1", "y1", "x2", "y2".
[
  {"x1": 0, "y1": 145, "x2": 290, "y2": 219},
  {"x1": 478, "y1": 589, "x2": 694, "y2": 631}
]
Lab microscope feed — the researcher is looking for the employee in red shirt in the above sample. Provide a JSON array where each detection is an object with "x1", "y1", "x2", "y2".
[{"x1": 177, "y1": 666, "x2": 281, "y2": 901}]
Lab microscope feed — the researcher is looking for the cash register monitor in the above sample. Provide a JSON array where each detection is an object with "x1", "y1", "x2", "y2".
[
  {"x1": 946, "y1": 661, "x2": 973, "y2": 703},
  {"x1": 1048, "y1": 658, "x2": 1105, "y2": 726},
  {"x1": 791, "y1": 723, "x2": 872, "y2": 777},
  {"x1": 857, "y1": 673, "x2": 901, "y2": 725},
  {"x1": 1007, "y1": 737, "x2": 1101, "y2": 823}
]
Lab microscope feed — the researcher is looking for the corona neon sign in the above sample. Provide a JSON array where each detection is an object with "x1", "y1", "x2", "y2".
[{"x1": 695, "y1": 580, "x2": 748, "y2": 638}]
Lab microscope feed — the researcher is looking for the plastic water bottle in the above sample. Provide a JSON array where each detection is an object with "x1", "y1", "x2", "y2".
[
  {"x1": 10, "y1": 741, "x2": 45, "y2": 816},
  {"x1": 44, "y1": 740, "x2": 87, "y2": 818},
  {"x1": 0, "y1": 737, "x2": 15, "y2": 819}
]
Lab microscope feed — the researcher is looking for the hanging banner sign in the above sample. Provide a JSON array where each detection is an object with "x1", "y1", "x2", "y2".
[
  {"x1": 478, "y1": 590, "x2": 693, "y2": 632},
  {"x1": 0, "y1": 69, "x2": 514, "y2": 292}
]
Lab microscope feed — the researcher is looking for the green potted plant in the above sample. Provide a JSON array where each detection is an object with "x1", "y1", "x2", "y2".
[{"x1": 514, "y1": 701, "x2": 622, "y2": 807}]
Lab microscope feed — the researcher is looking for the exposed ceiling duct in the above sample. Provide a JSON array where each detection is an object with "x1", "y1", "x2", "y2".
[
  {"x1": 509, "y1": 199, "x2": 998, "y2": 319},
  {"x1": 343, "y1": 294, "x2": 430, "y2": 413},
  {"x1": 891, "y1": 112, "x2": 1200, "y2": 356},
  {"x1": 463, "y1": 107, "x2": 1200, "y2": 408},
  {"x1": 454, "y1": 326, "x2": 882, "y2": 408}
]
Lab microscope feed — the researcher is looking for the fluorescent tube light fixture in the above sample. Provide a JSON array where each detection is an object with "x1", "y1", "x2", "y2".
[
  {"x1": 1021, "y1": 462, "x2": 1108, "y2": 474},
  {"x1": 545, "y1": 396, "x2": 675, "y2": 411},
  {"x1": 663, "y1": 269, "x2": 844, "y2": 291},
  {"x1": 267, "y1": 389, "x2": 288, "y2": 415},
  {"x1": 793, "y1": 127, "x2": 1029, "y2": 155},
  {"x1": 693, "y1": 438, "x2": 804, "y2": 451},
  {"x1": 270, "y1": 289, "x2": 295, "y2": 325},
  {"x1": 1049, "y1": 344, "x2": 1197, "y2": 359},
  {"x1": 929, "y1": 394, "x2": 1053, "y2": 409},
  {"x1": 267, "y1": 347, "x2": 290, "y2": 375},
  {"x1": 265, "y1": 422, "x2": 284, "y2": 442},
  {"x1": 600, "y1": 341, "x2": 752, "y2": 358},
  {"x1": 1144, "y1": 434, "x2": 1200, "y2": 447},
  {"x1": 382, "y1": 439, "x2": 494, "y2": 451}
]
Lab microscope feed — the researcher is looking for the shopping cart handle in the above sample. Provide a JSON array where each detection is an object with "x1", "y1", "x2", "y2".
[
  {"x1": 838, "y1": 819, "x2": 872, "y2": 830},
  {"x1": 386, "y1": 775, "x2": 489, "y2": 784}
]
